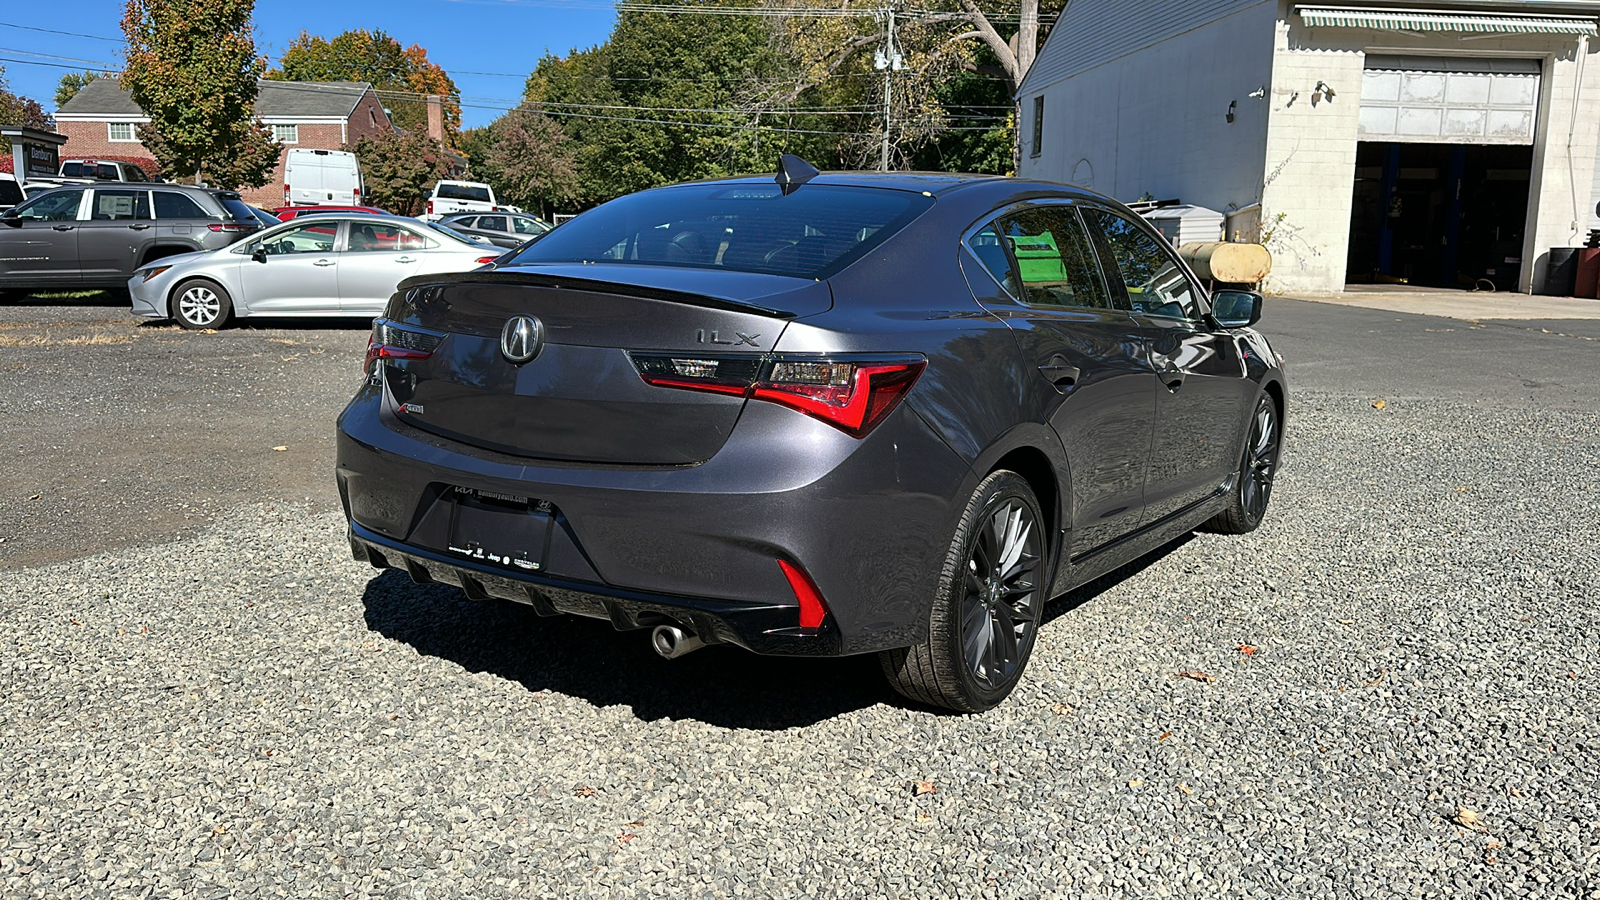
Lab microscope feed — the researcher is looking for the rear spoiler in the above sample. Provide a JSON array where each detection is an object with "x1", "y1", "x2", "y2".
[{"x1": 396, "y1": 269, "x2": 804, "y2": 319}]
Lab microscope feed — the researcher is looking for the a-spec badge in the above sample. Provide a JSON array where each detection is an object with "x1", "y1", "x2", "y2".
[{"x1": 500, "y1": 315, "x2": 545, "y2": 365}]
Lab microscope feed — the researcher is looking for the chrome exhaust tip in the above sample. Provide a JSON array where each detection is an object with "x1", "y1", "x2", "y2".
[{"x1": 651, "y1": 624, "x2": 705, "y2": 660}]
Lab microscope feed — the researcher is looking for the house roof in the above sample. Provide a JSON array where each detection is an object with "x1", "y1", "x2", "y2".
[{"x1": 56, "y1": 78, "x2": 375, "y2": 119}]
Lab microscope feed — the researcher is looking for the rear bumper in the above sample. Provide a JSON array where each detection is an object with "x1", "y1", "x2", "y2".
[
  {"x1": 348, "y1": 522, "x2": 844, "y2": 655},
  {"x1": 335, "y1": 380, "x2": 972, "y2": 656}
]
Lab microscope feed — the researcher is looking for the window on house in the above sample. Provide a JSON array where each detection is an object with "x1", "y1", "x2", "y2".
[
  {"x1": 271, "y1": 124, "x2": 299, "y2": 144},
  {"x1": 108, "y1": 122, "x2": 137, "y2": 142},
  {"x1": 1031, "y1": 96, "x2": 1044, "y2": 158}
]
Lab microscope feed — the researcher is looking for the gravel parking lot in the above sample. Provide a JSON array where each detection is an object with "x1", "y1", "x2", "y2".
[{"x1": 2, "y1": 297, "x2": 1597, "y2": 898}]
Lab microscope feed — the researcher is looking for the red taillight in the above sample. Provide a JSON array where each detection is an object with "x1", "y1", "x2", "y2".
[
  {"x1": 628, "y1": 354, "x2": 925, "y2": 438},
  {"x1": 778, "y1": 559, "x2": 829, "y2": 630},
  {"x1": 283, "y1": 185, "x2": 290, "y2": 204},
  {"x1": 752, "y1": 360, "x2": 925, "y2": 437},
  {"x1": 207, "y1": 223, "x2": 254, "y2": 233},
  {"x1": 427, "y1": 199, "x2": 434, "y2": 215},
  {"x1": 364, "y1": 321, "x2": 443, "y2": 374},
  {"x1": 476, "y1": 255, "x2": 500, "y2": 264},
  {"x1": 354, "y1": 186, "x2": 361, "y2": 200}
]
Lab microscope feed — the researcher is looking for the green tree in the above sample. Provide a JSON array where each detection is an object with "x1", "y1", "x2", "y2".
[
  {"x1": 525, "y1": 0, "x2": 827, "y2": 205},
  {"x1": 270, "y1": 30, "x2": 461, "y2": 146},
  {"x1": 120, "y1": 0, "x2": 279, "y2": 187},
  {"x1": 346, "y1": 130, "x2": 449, "y2": 217},
  {"x1": 0, "y1": 66, "x2": 52, "y2": 129},
  {"x1": 480, "y1": 106, "x2": 580, "y2": 218},
  {"x1": 54, "y1": 71, "x2": 101, "y2": 108}
]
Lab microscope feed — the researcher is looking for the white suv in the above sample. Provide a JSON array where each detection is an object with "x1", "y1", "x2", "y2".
[{"x1": 423, "y1": 180, "x2": 498, "y2": 221}]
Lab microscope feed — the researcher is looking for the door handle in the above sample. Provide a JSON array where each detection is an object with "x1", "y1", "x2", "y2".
[
  {"x1": 1039, "y1": 363, "x2": 1080, "y2": 388},
  {"x1": 394, "y1": 256, "x2": 416, "y2": 264},
  {"x1": 313, "y1": 259, "x2": 335, "y2": 267},
  {"x1": 127, "y1": 224, "x2": 151, "y2": 230},
  {"x1": 52, "y1": 225, "x2": 75, "y2": 231},
  {"x1": 1159, "y1": 368, "x2": 1186, "y2": 390}
]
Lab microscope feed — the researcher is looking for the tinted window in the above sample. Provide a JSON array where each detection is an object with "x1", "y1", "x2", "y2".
[
  {"x1": 449, "y1": 216, "x2": 477, "y2": 229},
  {"x1": 505, "y1": 183, "x2": 934, "y2": 279},
  {"x1": 994, "y1": 207, "x2": 1111, "y2": 310},
  {"x1": 348, "y1": 222, "x2": 433, "y2": 252},
  {"x1": 96, "y1": 165, "x2": 120, "y2": 180},
  {"x1": 153, "y1": 192, "x2": 211, "y2": 219},
  {"x1": 92, "y1": 190, "x2": 150, "y2": 221},
  {"x1": 217, "y1": 196, "x2": 258, "y2": 222},
  {"x1": 436, "y1": 183, "x2": 492, "y2": 203},
  {"x1": 261, "y1": 221, "x2": 338, "y2": 255},
  {"x1": 127, "y1": 166, "x2": 149, "y2": 183},
  {"x1": 61, "y1": 163, "x2": 86, "y2": 177},
  {"x1": 0, "y1": 178, "x2": 22, "y2": 207},
  {"x1": 1083, "y1": 209, "x2": 1201, "y2": 321},
  {"x1": 966, "y1": 224, "x2": 1016, "y2": 296},
  {"x1": 478, "y1": 216, "x2": 507, "y2": 232}
]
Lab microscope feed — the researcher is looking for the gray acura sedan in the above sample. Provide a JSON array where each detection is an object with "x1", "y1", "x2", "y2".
[{"x1": 337, "y1": 160, "x2": 1286, "y2": 711}]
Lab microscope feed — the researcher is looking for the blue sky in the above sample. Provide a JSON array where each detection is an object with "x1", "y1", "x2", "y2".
[{"x1": 0, "y1": 0, "x2": 619, "y2": 129}]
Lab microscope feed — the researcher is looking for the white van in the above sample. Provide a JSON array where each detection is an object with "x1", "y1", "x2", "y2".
[
  {"x1": 424, "y1": 180, "x2": 498, "y2": 220},
  {"x1": 283, "y1": 148, "x2": 364, "y2": 207}
]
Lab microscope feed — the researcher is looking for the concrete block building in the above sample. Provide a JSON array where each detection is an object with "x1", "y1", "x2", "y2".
[
  {"x1": 1016, "y1": 0, "x2": 1600, "y2": 295},
  {"x1": 53, "y1": 78, "x2": 392, "y2": 207}
]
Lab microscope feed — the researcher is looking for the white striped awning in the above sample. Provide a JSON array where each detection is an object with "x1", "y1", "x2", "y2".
[{"x1": 1297, "y1": 6, "x2": 1598, "y2": 35}]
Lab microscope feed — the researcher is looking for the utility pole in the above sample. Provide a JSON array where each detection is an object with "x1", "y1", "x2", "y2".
[{"x1": 874, "y1": 7, "x2": 904, "y2": 172}]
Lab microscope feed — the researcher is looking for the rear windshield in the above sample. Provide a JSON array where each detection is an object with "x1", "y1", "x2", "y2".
[
  {"x1": 502, "y1": 183, "x2": 934, "y2": 279},
  {"x1": 217, "y1": 196, "x2": 259, "y2": 222},
  {"x1": 435, "y1": 183, "x2": 492, "y2": 203},
  {"x1": 61, "y1": 163, "x2": 87, "y2": 177}
]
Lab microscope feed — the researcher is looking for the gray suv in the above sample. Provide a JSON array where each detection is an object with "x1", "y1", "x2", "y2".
[{"x1": 0, "y1": 184, "x2": 261, "y2": 294}]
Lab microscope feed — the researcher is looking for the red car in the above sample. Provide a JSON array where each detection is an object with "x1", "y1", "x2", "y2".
[{"x1": 273, "y1": 204, "x2": 390, "y2": 221}]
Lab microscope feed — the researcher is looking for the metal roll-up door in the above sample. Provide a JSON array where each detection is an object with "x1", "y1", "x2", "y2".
[{"x1": 1359, "y1": 55, "x2": 1541, "y2": 145}]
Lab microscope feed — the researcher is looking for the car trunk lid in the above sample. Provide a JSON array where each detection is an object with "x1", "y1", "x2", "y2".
[{"x1": 377, "y1": 265, "x2": 831, "y2": 465}]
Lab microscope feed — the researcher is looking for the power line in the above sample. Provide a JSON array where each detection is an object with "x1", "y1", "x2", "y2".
[{"x1": 0, "y1": 20, "x2": 124, "y2": 42}]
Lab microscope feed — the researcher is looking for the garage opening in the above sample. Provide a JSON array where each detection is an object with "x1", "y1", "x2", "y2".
[{"x1": 1346, "y1": 55, "x2": 1539, "y2": 290}]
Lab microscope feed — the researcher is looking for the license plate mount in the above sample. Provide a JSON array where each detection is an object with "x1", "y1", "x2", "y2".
[{"x1": 445, "y1": 487, "x2": 554, "y2": 572}]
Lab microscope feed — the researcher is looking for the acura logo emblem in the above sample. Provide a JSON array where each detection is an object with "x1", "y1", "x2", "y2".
[{"x1": 500, "y1": 315, "x2": 544, "y2": 364}]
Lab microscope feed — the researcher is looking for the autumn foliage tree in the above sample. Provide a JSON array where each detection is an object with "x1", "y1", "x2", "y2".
[
  {"x1": 345, "y1": 130, "x2": 450, "y2": 217},
  {"x1": 120, "y1": 0, "x2": 279, "y2": 187},
  {"x1": 0, "y1": 65, "x2": 53, "y2": 130},
  {"x1": 270, "y1": 30, "x2": 461, "y2": 146},
  {"x1": 476, "y1": 106, "x2": 580, "y2": 218}
]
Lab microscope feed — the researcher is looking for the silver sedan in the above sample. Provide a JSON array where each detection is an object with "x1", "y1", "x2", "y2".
[{"x1": 129, "y1": 214, "x2": 503, "y2": 329}]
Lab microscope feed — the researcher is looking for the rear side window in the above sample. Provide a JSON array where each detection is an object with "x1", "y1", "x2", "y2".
[
  {"x1": 435, "y1": 183, "x2": 492, "y2": 203},
  {"x1": 505, "y1": 183, "x2": 934, "y2": 279},
  {"x1": 92, "y1": 190, "x2": 150, "y2": 221},
  {"x1": 450, "y1": 216, "x2": 477, "y2": 228},
  {"x1": 994, "y1": 207, "x2": 1111, "y2": 310},
  {"x1": 1082, "y1": 208, "x2": 1201, "y2": 320},
  {"x1": 348, "y1": 223, "x2": 433, "y2": 252},
  {"x1": 478, "y1": 216, "x2": 507, "y2": 232},
  {"x1": 513, "y1": 217, "x2": 549, "y2": 236},
  {"x1": 127, "y1": 167, "x2": 150, "y2": 183},
  {"x1": 154, "y1": 192, "x2": 211, "y2": 220}
]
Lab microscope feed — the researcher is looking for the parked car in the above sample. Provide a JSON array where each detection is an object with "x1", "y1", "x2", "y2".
[
  {"x1": 245, "y1": 206, "x2": 284, "y2": 228},
  {"x1": 422, "y1": 180, "x2": 498, "y2": 220},
  {"x1": 336, "y1": 161, "x2": 1287, "y2": 712},
  {"x1": 0, "y1": 184, "x2": 261, "y2": 293},
  {"x1": 283, "y1": 148, "x2": 363, "y2": 207},
  {"x1": 0, "y1": 174, "x2": 22, "y2": 212},
  {"x1": 129, "y1": 214, "x2": 503, "y2": 329},
  {"x1": 438, "y1": 211, "x2": 553, "y2": 248},
  {"x1": 274, "y1": 204, "x2": 389, "y2": 221},
  {"x1": 59, "y1": 159, "x2": 156, "y2": 182}
]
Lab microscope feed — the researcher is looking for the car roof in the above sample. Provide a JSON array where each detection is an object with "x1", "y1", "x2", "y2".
[{"x1": 658, "y1": 170, "x2": 1109, "y2": 205}]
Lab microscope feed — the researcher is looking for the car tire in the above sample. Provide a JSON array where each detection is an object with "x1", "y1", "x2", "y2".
[
  {"x1": 172, "y1": 279, "x2": 233, "y2": 330},
  {"x1": 880, "y1": 470, "x2": 1048, "y2": 713},
  {"x1": 1202, "y1": 392, "x2": 1281, "y2": 535}
]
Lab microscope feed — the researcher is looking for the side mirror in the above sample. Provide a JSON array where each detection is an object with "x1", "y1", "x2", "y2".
[
  {"x1": 0, "y1": 209, "x2": 19, "y2": 224},
  {"x1": 250, "y1": 247, "x2": 267, "y2": 263},
  {"x1": 1211, "y1": 289, "x2": 1263, "y2": 329}
]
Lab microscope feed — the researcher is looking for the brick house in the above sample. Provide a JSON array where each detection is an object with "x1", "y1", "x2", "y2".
[{"x1": 54, "y1": 78, "x2": 392, "y2": 207}]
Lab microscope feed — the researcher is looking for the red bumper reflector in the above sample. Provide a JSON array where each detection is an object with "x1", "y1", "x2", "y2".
[{"x1": 778, "y1": 559, "x2": 829, "y2": 630}]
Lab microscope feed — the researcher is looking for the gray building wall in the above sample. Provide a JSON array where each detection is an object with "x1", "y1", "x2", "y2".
[{"x1": 1017, "y1": 1, "x2": 1280, "y2": 216}]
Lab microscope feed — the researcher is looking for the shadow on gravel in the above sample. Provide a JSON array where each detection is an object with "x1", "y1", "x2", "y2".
[
  {"x1": 360, "y1": 570, "x2": 890, "y2": 729},
  {"x1": 1041, "y1": 534, "x2": 1194, "y2": 627},
  {"x1": 360, "y1": 535, "x2": 1195, "y2": 729}
]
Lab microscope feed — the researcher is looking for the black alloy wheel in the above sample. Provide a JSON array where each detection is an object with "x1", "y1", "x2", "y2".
[
  {"x1": 1205, "y1": 393, "x2": 1281, "y2": 534},
  {"x1": 881, "y1": 470, "x2": 1047, "y2": 712}
]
